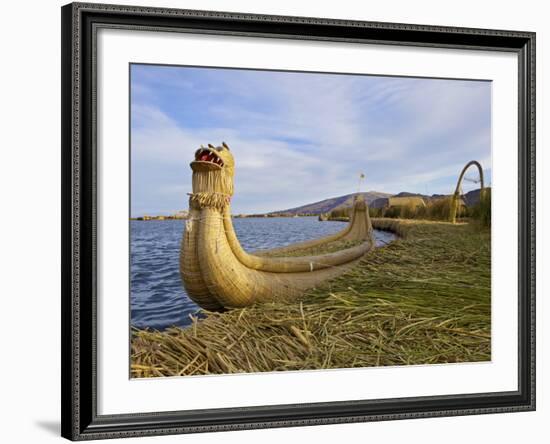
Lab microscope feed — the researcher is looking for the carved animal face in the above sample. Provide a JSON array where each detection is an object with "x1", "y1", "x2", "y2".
[{"x1": 190, "y1": 143, "x2": 235, "y2": 209}]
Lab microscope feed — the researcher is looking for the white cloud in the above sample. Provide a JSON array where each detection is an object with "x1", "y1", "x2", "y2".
[{"x1": 131, "y1": 71, "x2": 491, "y2": 215}]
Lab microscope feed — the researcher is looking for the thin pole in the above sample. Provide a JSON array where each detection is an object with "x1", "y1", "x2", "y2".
[{"x1": 358, "y1": 173, "x2": 365, "y2": 193}]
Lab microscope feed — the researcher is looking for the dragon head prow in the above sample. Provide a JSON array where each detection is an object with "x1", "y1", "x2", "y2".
[{"x1": 190, "y1": 142, "x2": 235, "y2": 210}]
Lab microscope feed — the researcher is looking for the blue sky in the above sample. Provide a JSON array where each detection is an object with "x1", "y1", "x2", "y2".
[{"x1": 131, "y1": 64, "x2": 491, "y2": 216}]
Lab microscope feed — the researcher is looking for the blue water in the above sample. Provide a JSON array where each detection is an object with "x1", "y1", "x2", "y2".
[{"x1": 130, "y1": 217, "x2": 395, "y2": 330}]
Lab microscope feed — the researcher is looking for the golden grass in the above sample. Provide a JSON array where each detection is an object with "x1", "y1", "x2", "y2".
[{"x1": 131, "y1": 218, "x2": 490, "y2": 378}]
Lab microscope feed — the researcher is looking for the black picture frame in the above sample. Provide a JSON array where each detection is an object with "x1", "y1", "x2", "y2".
[{"x1": 61, "y1": 2, "x2": 536, "y2": 440}]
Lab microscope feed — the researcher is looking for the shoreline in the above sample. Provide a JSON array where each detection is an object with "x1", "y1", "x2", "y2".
[
  {"x1": 131, "y1": 218, "x2": 491, "y2": 378},
  {"x1": 130, "y1": 215, "x2": 324, "y2": 221}
]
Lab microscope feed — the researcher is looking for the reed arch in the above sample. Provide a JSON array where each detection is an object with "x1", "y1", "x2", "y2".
[{"x1": 450, "y1": 160, "x2": 485, "y2": 223}]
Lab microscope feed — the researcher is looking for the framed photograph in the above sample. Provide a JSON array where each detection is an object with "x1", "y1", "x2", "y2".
[{"x1": 61, "y1": 2, "x2": 536, "y2": 440}]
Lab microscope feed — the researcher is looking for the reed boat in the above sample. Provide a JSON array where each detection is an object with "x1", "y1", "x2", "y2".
[{"x1": 179, "y1": 143, "x2": 375, "y2": 310}]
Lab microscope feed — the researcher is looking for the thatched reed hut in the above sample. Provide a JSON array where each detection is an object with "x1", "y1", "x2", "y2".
[{"x1": 388, "y1": 196, "x2": 426, "y2": 208}]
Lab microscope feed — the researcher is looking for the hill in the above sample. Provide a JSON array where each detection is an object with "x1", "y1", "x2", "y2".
[
  {"x1": 268, "y1": 192, "x2": 391, "y2": 216},
  {"x1": 268, "y1": 188, "x2": 488, "y2": 216}
]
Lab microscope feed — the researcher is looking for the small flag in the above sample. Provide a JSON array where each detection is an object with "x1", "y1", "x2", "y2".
[{"x1": 358, "y1": 173, "x2": 366, "y2": 193}]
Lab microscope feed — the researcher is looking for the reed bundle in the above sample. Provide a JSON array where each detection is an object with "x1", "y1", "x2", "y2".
[{"x1": 182, "y1": 144, "x2": 375, "y2": 310}]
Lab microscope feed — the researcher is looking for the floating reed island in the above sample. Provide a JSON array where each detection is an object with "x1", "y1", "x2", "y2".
[
  {"x1": 132, "y1": 219, "x2": 490, "y2": 377},
  {"x1": 131, "y1": 145, "x2": 491, "y2": 377}
]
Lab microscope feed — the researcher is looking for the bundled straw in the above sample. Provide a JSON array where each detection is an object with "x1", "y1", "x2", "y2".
[{"x1": 181, "y1": 144, "x2": 376, "y2": 310}]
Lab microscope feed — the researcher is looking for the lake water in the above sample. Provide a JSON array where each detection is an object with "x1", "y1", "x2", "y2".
[{"x1": 131, "y1": 217, "x2": 395, "y2": 330}]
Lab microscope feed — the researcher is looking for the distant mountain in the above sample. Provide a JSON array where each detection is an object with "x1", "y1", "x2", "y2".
[
  {"x1": 370, "y1": 197, "x2": 389, "y2": 209},
  {"x1": 269, "y1": 188, "x2": 488, "y2": 216},
  {"x1": 462, "y1": 188, "x2": 487, "y2": 207},
  {"x1": 269, "y1": 191, "x2": 392, "y2": 216},
  {"x1": 370, "y1": 188, "x2": 488, "y2": 209}
]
